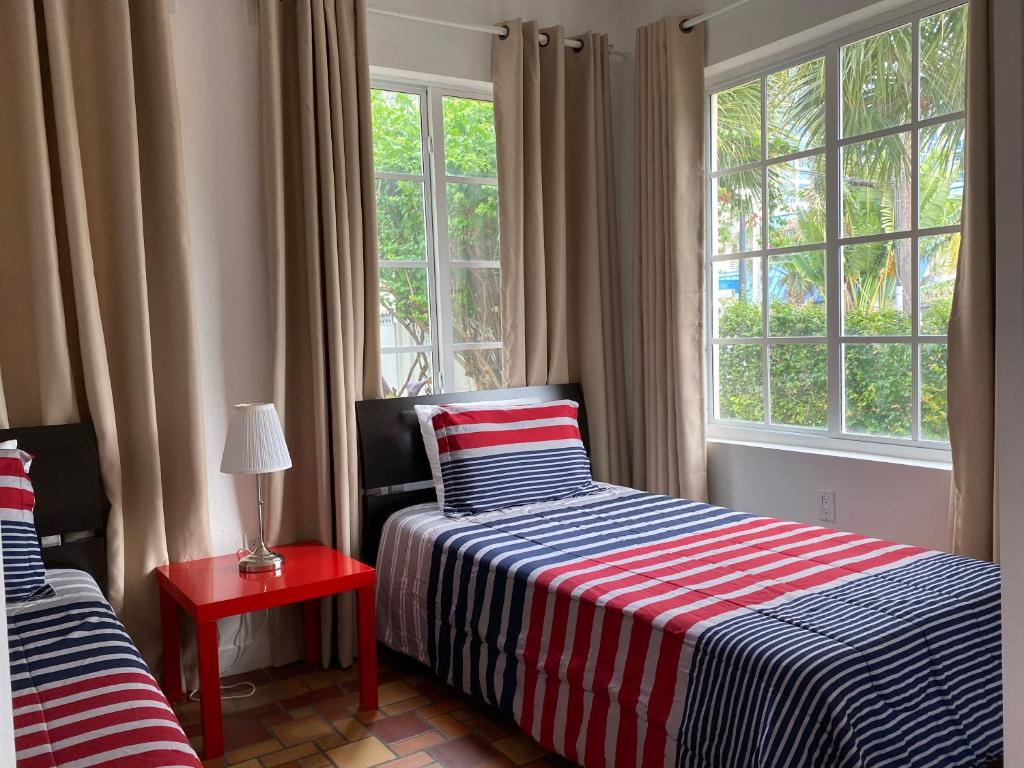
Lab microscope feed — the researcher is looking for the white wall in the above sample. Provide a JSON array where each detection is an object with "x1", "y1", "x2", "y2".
[{"x1": 708, "y1": 442, "x2": 952, "y2": 549}]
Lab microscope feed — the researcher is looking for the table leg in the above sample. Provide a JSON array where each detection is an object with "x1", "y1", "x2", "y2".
[
  {"x1": 303, "y1": 599, "x2": 320, "y2": 666},
  {"x1": 197, "y1": 620, "x2": 223, "y2": 759},
  {"x1": 159, "y1": 587, "x2": 183, "y2": 703},
  {"x1": 357, "y1": 585, "x2": 378, "y2": 711}
]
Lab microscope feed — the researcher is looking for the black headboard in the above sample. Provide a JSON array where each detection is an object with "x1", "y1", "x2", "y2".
[
  {"x1": 355, "y1": 384, "x2": 587, "y2": 565},
  {"x1": 0, "y1": 423, "x2": 110, "y2": 594}
]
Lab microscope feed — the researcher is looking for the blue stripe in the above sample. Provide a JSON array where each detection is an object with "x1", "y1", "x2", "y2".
[{"x1": 1, "y1": 519, "x2": 53, "y2": 602}]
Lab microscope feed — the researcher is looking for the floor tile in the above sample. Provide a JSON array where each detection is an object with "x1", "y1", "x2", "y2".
[
  {"x1": 491, "y1": 734, "x2": 547, "y2": 766},
  {"x1": 225, "y1": 738, "x2": 281, "y2": 764},
  {"x1": 261, "y1": 742, "x2": 319, "y2": 767},
  {"x1": 367, "y1": 711, "x2": 432, "y2": 743},
  {"x1": 426, "y1": 714, "x2": 468, "y2": 739},
  {"x1": 272, "y1": 715, "x2": 335, "y2": 746},
  {"x1": 333, "y1": 716, "x2": 371, "y2": 742},
  {"x1": 377, "y1": 681, "x2": 419, "y2": 707},
  {"x1": 426, "y1": 735, "x2": 500, "y2": 768},
  {"x1": 391, "y1": 730, "x2": 447, "y2": 757},
  {"x1": 378, "y1": 752, "x2": 435, "y2": 768},
  {"x1": 174, "y1": 651, "x2": 555, "y2": 768},
  {"x1": 326, "y1": 736, "x2": 396, "y2": 768}
]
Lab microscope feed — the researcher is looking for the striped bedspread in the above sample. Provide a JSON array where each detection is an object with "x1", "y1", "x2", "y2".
[
  {"x1": 376, "y1": 485, "x2": 1002, "y2": 768},
  {"x1": 8, "y1": 569, "x2": 201, "y2": 768}
]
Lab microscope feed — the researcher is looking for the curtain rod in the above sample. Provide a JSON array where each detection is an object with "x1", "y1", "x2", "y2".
[
  {"x1": 367, "y1": 6, "x2": 590, "y2": 51},
  {"x1": 681, "y1": 0, "x2": 756, "y2": 31}
]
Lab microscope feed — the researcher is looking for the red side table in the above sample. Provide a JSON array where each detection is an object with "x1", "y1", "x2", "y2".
[{"x1": 156, "y1": 542, "x2": 378, "y2": 759}]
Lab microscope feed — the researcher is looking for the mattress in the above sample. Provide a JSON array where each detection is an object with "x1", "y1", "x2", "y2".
[
  {"x1": 376, "y1": 484, "x2": 1002, "y2": 768},
  {"x1": 8, "y1": 568, "x2": 201, "y2": 768}
]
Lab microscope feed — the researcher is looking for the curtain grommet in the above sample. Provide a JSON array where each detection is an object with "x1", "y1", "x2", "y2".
[
  {"x1": 571, "y1": 37, "x2": 585, "y2": 52},
  {"x1": 679, "y1": 19, "x2": 695, "y2": 33},
  {"x1": 498, "y1": 25, "x2": 510, "y2": 40}
]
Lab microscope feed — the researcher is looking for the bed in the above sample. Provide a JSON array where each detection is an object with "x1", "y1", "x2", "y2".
[
  {"x1": 356, "y1": 385, "x2": 1003, "y2": 768},
  {"x1": 1, "y1": 424, "x2": 201, "y2": 768}
]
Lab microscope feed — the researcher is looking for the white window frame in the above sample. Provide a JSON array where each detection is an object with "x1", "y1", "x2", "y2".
[
  {"x1": 704, "y1": 0, "x2": 966, "y2": 463},
  {"x1": 373, "y1": 77, "x2": 501, "y2": 394}
]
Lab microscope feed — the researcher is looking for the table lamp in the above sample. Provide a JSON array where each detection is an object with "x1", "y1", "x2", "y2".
[{"x1": 221, "y1": 403, "x2": 292, "y2": 573}]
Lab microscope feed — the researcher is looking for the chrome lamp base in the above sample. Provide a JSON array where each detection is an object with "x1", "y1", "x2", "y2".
[
  {"x1": 238, "y1": 473, "x2": 284, "y2": 574},
  {"x1": 238, "y1": 543, "x2": 285, "y2": 573}
]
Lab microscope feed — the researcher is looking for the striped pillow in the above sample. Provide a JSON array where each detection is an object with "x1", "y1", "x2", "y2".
[
  {"x1": 426, "y1": 399, "x2": 597, "y2": 517},
  {"x1": 1, "y1": 449, "x2": 54, "y2": 601}
]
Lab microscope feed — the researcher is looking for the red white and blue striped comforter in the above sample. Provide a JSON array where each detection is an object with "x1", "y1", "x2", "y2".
[
  {"x1": 9, "y1": 569, "x2": 201, "y2": 767},
  {"x1": 376, "y1": 485, "x2": 1002, "y2": 768}
]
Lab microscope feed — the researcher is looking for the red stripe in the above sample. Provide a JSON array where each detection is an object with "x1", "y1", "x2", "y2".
[
  {"x1": 432, "y1": 403, "x2": 578, "y2": 429},
  {"x1": 14, "y1": 686, "x2": 170, "y2": 730},
  {"x1": 47, "y1": 724, "x2": 197, "y2": 767},
  {"x1": 437, "y1": 424, "x2": 581, "y2": 454},
  {"x1": 517, "y1": 585, "x2": 552, "y2": 737},
  {"x1": 13, "y1": 673, "x2": 158, "y2": 707},
  {"x1": 0, "y1": 456, "x2": 30, "y2": 476},
  {"x1": 562, "y1": 598, "x2": 596, "y2": 764},
  {"x1": 0, "y1": 486, "x2": 34, "y2": 512},
  {"x1": 16, "y1": 706, "x2": 183, "y2": 749}
]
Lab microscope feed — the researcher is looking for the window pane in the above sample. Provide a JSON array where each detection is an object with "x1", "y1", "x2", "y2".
[
  {"x1": 919, "y1": 119, "x2": 965, "y2": 228},
  {"x1": 920, "y1": 232, "x2": 960, "y2": 334},
  {"x1": 451, "y1": 267, "x2": 500, "y2": 343},
  {"x1": 768, "y1": 154, "x2": 826, "y2": 247},
  {"x1": 769, "y1": 251, "x2": 826, "y2": 336},
  {"x1": 842, "y1": 239, "x2": 912, "y2": 336},
  {"x1": 447, "y1": 183, "x2": 499, "y2": 261},
  {"x1": 375, "y1": 179, "x2": 426, "y2": 261},
  {"x1": 453, "y1": 348, "x2": 502, "y2": 392},
  {"x1": 841, "y1": 24, "x2": 912, "y2": 137},
  {"x1": 715, "y1": 344, "x2": 764, "y2": 422},
  {"x1": 712, "y1": 257, "x2": 763, "y2": 338},
  {"x1": 443, "y1": 96, "x2": 497, "y2": 178},
  {"x1": 920, "y1": 5, "x2": 968, "y2": 119},
  {"x1": 713, "y1": 80, "x2": 761, "y2": 170},
  {"x1": 713, "y1": 170, "x2": 762, "y2": 254},
  {"x1": 770, "y1": 344, "x2": 828, "y2": 429},
  {"x1": 843, "y1": 343, "x2": 912, "y2": 438},
  {"x1": 379, "y1": 266, "x2": 431, "y2": 346},
  {"x1": 381, "y1": 350, "x2": 433, "y2": 398},
  {"x1": 841, "y1": 132, "x2": 911, "y2": 237},
  {"x1": 768, "y1": 58, "x2": 825, "y2": 157},
  {"x1": 371, "y1": 89, "x2": 422, "y2": 174},
  {"x1": 921, "y1": 343, "x2": 949, "y2": 441}
]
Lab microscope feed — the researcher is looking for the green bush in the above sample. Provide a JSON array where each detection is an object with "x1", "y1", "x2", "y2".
[{"x1": 717, "y1": 299, "x2": 949, "y2": 439}]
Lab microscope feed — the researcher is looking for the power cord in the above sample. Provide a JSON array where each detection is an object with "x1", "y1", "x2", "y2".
[{"x1": 186, "y1": 608, "x2": 270, "y2": 701}]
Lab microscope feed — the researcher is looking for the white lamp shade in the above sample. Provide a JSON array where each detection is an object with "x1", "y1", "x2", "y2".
[{"x1": 221, "y1": 403, "x2": 292, "y2": 474}]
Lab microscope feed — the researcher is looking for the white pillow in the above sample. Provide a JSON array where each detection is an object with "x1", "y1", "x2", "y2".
[
  {"x1": 0, "y1": 439, "x2": 16, "y2": 449},
  {"x1": 415, "y1": 397, "x2": 539, "y2": 509}
]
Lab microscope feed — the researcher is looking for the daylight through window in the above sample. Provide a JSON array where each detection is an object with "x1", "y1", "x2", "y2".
[
  {"x1": 372, "y1": 85, "x2": 501, "y2": 397},
  {"x1": 707, "y1": 3, "x2": 967, "y2": 449}
]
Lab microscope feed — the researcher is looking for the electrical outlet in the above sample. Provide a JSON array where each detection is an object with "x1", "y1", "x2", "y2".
[{"x1": 818, "y1": 490, "x2": 836, "y2": 523}]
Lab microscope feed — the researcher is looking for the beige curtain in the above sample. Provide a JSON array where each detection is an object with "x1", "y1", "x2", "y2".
[
  {"x1": 260, "y1": 0, "x2": 381, "y2": 667},
  {"x1": 0, "y1": 0, "x2": 210, "y2": 668},
  {"x1": 947, "y1": 0, "x2": 996, "y2": 561},
  {"x1": 631, "y1": 19, "x2": 708, "y2": 501},
  {"x1": 492, "y1": 20, "x2": 629, "y2": 485}
]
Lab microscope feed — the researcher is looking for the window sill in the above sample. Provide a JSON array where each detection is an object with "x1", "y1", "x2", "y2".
[{"x1": 706, "y1": 427, "x2": 952, "y2": 470}]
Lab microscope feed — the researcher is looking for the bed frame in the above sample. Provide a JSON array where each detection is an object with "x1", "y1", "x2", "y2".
[
  {"x1": 354, "y1": 383, "x2": 588, "y2": 565},
  {"x1": 0, "y1": 423, "x2": 110, "y2": 594}
]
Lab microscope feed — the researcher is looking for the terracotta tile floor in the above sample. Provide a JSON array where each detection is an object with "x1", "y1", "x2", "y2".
[{"x1": 175, "y1": 647, "x2": 576, "y2": 768}]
